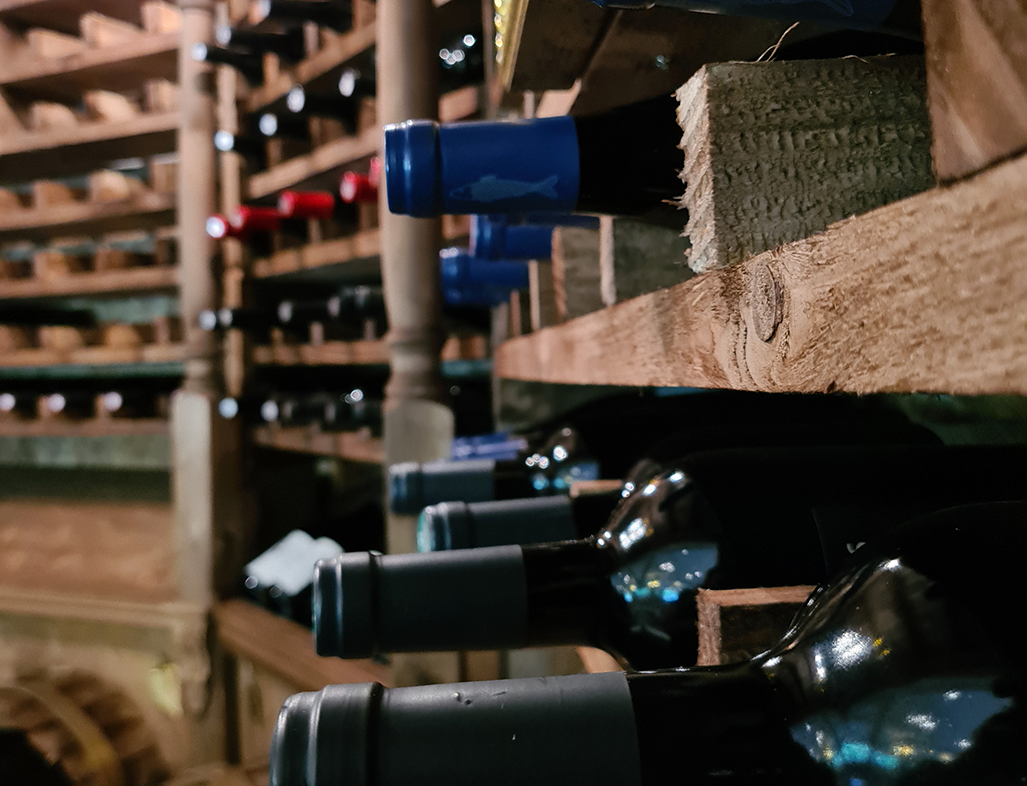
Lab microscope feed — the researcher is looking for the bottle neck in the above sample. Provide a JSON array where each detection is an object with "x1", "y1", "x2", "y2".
[
  {"x1": 492, "y1": 459, "x2": 539, "y2": 499},
  {"x1": 521, "y1": 539, "x2": 608, "y2": 647},
  {"x1": 574, "y1": 94, "x2": 684, "y2": 217},
  {"x1": 628, "y1": 668, "x2": 819, "y2": 786}
]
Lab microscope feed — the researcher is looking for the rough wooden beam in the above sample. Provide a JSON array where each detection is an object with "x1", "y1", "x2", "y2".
[
  {"x1": 80, "y1": 12, "x2": 144, "y2": 48},
  {"x1": 0, "y1": 88, "x2": 24, "y2": 134},
  {"x1": 495, "y1": 152, "x2": 1027, "y2": 395},
  {"x1": 677, "y1": 57, "x2": 933, "y2": 273},
  {"x1": 84, "y1": 89, "x2": 140, "y2": 122},
  {"x1": 599, "y1": 217, "x2": 691, "y2": 305},
  {"x1": 31, "y1": 180, "x2": 77, "y2": 208},
  {"x1": 551, "y1": 225, "x2": 602, "y2": 321},
  {"x1": 696, "y1": 586, "x2": 813, "y2": 666},
  {"x1": 25, "y1": 27, "x2": 88, "y2": 58},
  {"x1": 145, "y1": 78, "x2": 179, "y2": 113},
  {"x1": 141, "y1": 0, "x2": 182, "y2": 34},
  {"x1": 89, "y1": 169, "x2": 146, "y2": 202},
  {"x1": 922, "y1": 0, "x2": 1027, "y2": 182},
  {"x1": 27, "y1": 101, "x2": 79, "y2": 131}
]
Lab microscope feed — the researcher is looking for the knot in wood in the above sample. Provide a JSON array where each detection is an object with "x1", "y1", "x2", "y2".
[{"x1": 750, "y1": 263, "x2": 783, "y2": 342}]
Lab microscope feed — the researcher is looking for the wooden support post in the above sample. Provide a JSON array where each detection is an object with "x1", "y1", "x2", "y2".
[
  {"x1": 677, "y1": 57, "x2": 933, "y2": 273},
  {"x1": 551, "y1": 225, "x2": 602, "y2": 321},
  {"x1": 377, "y1": 0, "x2": 458, "y2": 688},
  {"x1": 378, "y1": 0, "x2": 453, "y2": 551},
  {"x1": 921, "y1": 0, "x2": 1027, "y2": 182},
  {"x1": 169, "y1": 0, "x2": 240, "y2": 759}
]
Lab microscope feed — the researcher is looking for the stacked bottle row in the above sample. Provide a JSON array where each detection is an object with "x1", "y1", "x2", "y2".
[{"x1": 257, "y1": 388, "x2": 1026, "y2": 784}]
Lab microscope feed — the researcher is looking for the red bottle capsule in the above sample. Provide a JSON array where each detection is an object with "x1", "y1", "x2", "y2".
[
  {"x1": 278, "y1": 190, "x2": 337, "y2": 219},
  {"x1": 340, "y1": 170, "x2": 379, "y2": 204},
  {"x1": 230, "y1": 205, "x2": 282, "y2": 233},
  {"x1": 206, "y1": 214, "x2": 245, "y2": 239}
]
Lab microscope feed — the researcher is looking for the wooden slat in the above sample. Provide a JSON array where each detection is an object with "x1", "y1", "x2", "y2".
[
  {"x1": 215, "y1": 599, "x2": 391, "y2": 691},
  {"x1": 495, "y1": 152, "x2": 1027, "y2": 395},
  {"x1": 0, "y1": 33, "x2": 177, "y2": 102},
  {"x1": 251, "y1": 425, "x2": 384, "y2": 464},
  {"x1": 0, "y1": 343, "x2": 187, "y2": 369},
  {"x1": 0, "y1": 191, "x2": 175, "y2": 242},
  {"x1": 0, "y1": 0, "x2": 145, "y2": 35},
  {"x1": 571, "y1": 9, "x2": 813, "y2": 116},
  {"x1": 245, "y1": 21, "x2": 377, "y2": 112},
  {"x1": 922, "y1": 0, "x2": 1027, "y2": 182},
  {"x1": 245, "y1": 86, "x2": 480, "y2": 199},
  {"x1": 678, "y1": 57, "x2": 933, "y2": 273},
  {"x1": 696, "y1": 586, "x2": 813, "y2": 666},
  {"x1": 497, "y1": 0, "x2": 610, "y2": 92},
  {"x1": 252, "y1": 229, "x2": 380, "y2": 278},
  {"x1": 0, "y1": 111, "x2": 177, "y2": 181},
  {"x1": 0, "y1": 265, "x2": 176, "y2": 299},
  {"x1": 0, "y1": 418, "x2": 167, "y2": 437}
]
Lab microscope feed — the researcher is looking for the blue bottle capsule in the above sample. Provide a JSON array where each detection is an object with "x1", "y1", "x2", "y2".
[
  {"x1": 440, "y1": 248, "x2": 531, "y2": 291},
  {"x1": 471, "y1": 216, "x2": 554, "y2": 260}
]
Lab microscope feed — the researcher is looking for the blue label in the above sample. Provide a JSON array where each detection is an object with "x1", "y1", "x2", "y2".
[{"x1": 438, "y1": 116, "x2": 580, "y2": 214}]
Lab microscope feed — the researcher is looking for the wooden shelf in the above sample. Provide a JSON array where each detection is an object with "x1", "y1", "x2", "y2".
[
  {"x1": 252, "y1": 229, "x2": 380, "y2": 279},
  {"x1": 0, "y1": 111, "x2": 176, "y2": 181},
  {"x1": 0, "y1": 346, "x2": 186, "y2": 377},
  {"x1": 0, "y1": 265, "x2": 178, "y2": 300},
  {"x1": 0, "y1": 192, "x2": 175, "y2": 242},
  {"x1": 496, "y1": 153, "x2": 1027, "y2": 397},
  {"x1": 215, "y1": 599, "x2": 390, "y2": 691},
  {"x1": 246, "y1": 23, "x2": 376, "y2": 113},
  {"x1": 251, "y1": 216, "x2": 469, "y2": 280},
  {"x1": 245, "y1": 85, "x2": 481, "y2": 199},
  {"x1": 0, "y1": 33, "x2": 177, "y2": 102},
  {"x1": 0, "y1": 417, "x2": 166, "y2": 437},
  {"x1": 253, "y1": 339, "x2": 390, "y2": 366},
  {"x1": 0, "y1": 585, "x2": 201, "y2": 628},
  {"x1": 253, "y1": 334, "x2": 488, "y2": 368},
  {"x1": 252, "y1": 424, "x2": 384, "y2": 463},
  {"x1": 0, "y1": 0, "x2": 147, "y2": 34}
]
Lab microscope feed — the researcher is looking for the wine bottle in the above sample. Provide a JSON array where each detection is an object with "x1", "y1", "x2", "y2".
[
  {"x1": 386, "y1": 390, "x2": 931, "y2": 515},
  {"x1": 244, "y1": 529, "x2": 344, "y2": 626},
  {"x1": 384, "y1": 94, "x2": 683, "y2": 217},
  {"x1": 218, "y1": 395, "x2": 283, "y2": 423},
  {"x1": 99, "y1": 390, "x2": 163, "y2": 418},
  {"x1": 418, "y1": 489, "x2": 624, "y2": 552},
  {"x1": 191, "y1": 42, "x2": 264, "y2": 84},
  {"x1": 277, "y1": 287, "x2": 386, "y2": 328},
  {"x1": 321, "y1": 389, "x2": 382, "y2": 432},
  {"x1": 255, "y1": 0, "x2": 352, "y2": 33},
  {"x1": 338, "y1": 67, "x2": 375, "y2": 99},
  {"x1": 268, "y1": 394, "x2": 335, "y2": 427},
  {"x1": 285, "y1": 86, "x2": 357, "y2": 133},
  {"x1": 339, "y1": 160, "x2": 380, "y2": 204},
  {"x1": 277, "y1": 190, "x2": 344, "y2": 220},
  {"x1": 417, "y1": 415, "x2": 952, "y2": 552},
  {"x1": 258, "y1": 111, "x2": 310, "y2": 140},
  {"x1": 214, "y1": 25, "x2": 306, "y2": 61},
  {"x1": 470, "y1": 216, "x2": 555, "y2": 260},
  {"x1": 316, "y1": 444, "x2": 1027, "y2": 668},
  {"x1": 277, "y1": 501, "x2": 1027, "y2": 786},
  {"x1": 43, "y1": 391, "x2": 95, "y2": 419},
  {"x1": 0, "y1": 392, "x2": 30, "y2": 419},
  {"x1": 230, "y1": 206, "x2": 282, "y2": 234},
  {"x1": 586, "y1": 0, "x2": 924, "y2": 38},
  {"x1": 440, "y1": 248, "x2": 530, "y2": 291},
  {"x1": 213, "y1": 130, "x2": 267, "y2": 165},
  {"x1": 0, "y1": 305, "x2": 95, "y2": 327}
]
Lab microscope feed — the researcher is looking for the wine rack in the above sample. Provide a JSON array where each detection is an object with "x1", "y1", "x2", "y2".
[{"x1": 0, "y1": 0, "x2": 226, "y2": 776}]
